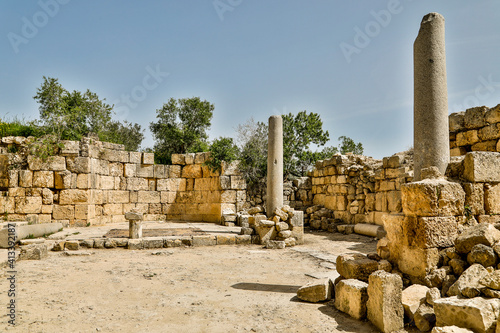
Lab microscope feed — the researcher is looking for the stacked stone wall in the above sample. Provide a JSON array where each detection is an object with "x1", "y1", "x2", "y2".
[
  {"x1": 449, "y1": 104, "x2": 500, "y2": 156},
  {"x1": 309, "y1": 153, "x2": 413, "y2": 226},
  {"x1": 0, "y1": 136, "x2": 245, "y2": 226}
]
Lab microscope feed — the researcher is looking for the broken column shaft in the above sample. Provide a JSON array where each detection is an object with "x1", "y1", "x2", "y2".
[
  {"x1": 266, "y1": 115, "x2": 283, "y2": 217},
  {"x1": 413, "y1": 12, "x2": 449, "y2": 181}
]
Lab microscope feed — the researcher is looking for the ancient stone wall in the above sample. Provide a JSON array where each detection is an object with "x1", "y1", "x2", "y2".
[
  {"x1": 0, "y1": 136, "x2": 245, "y2": 226},
  {"x1": 449, "y1": 104, "x2": 500, "y2": 156}
]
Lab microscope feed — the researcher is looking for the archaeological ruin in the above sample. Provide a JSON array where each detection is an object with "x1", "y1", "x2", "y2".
[{"x1": 2, "y1": 12, "x2": 500, "y2": 333}]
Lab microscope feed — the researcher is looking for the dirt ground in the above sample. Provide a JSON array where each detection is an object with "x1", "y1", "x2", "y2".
[{"x1": 1, "y1": 231, "x2": 408, "y2": 333}]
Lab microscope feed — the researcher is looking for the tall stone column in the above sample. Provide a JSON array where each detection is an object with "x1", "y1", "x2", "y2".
[
  {"x1": 413, "y1": 12, "x2": 449, "y2": 181},
  {"x1": 267, "y1": 115, "x2": 283, "y2": 217}
]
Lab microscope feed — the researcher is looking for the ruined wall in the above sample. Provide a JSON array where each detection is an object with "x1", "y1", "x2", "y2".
[
  {"x1": 449, "y1": 104, "x2": 500, "y2": 156},
  {"x1": 308, "y1": 153, "x2": 413, "y2": 226},
  {"x1": 0, "y1": 136, "x2": 245, "y2": 226}
]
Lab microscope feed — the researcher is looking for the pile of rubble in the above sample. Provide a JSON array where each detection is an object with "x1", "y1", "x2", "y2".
[
  {"x1": 236, "y1": 205, "x2": 304, "y2": 249},
  {"x1": 297, "y1": 222, "x2": 500, "y2": 332}
]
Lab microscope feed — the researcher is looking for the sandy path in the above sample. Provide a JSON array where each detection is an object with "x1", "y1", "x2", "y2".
[{"x1": 1, "y1": 232, "x2": 391, "y2": 333}]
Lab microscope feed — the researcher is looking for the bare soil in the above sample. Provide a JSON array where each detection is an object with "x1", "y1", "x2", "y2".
[{"x1": 0, "y1": 231, "x2": 408, "y2": 333}]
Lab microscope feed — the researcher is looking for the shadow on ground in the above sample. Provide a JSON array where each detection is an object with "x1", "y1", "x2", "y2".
[{"x1": 231, "y1": 282, "x2": 301, "y2": 293}]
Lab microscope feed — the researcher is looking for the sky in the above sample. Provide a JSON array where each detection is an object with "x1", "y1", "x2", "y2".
[{"x1": 1, "y1": 0, "x2": 499, "y2": 159}]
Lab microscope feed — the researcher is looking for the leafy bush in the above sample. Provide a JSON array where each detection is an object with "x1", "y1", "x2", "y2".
[{"x1": 205, "y1": 137, "x2": 240, "y2": 172}]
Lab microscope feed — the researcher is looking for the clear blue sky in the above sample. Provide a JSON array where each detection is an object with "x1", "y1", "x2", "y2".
[{"x1": 1, "y1": 1, "x2": 499, "y2": 159}]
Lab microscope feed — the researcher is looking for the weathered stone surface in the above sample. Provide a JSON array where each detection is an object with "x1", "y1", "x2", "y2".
[
  {"x1": 247, "y1": 206, "x2": 263, "y2": 215},
  {"x1": 485, "y1": 184, "x2": 500, "y2": 215},
  {"x1": 19, "y1": 243, "x2": 48, "y2": 260},
  {"x1": 334, "y1": 279, "x2": 368, "y2": 320},
  {"x1": 0, "y1": 223, "x2": 63, "y2": 248},
  {"x1": 479, "y1": 270, "x2": 500, "y2": 291},
  {"x1": 467, "y1": 244, "x2": 497, "y2": 268},
  {"x1": 402, "y1": 284, "x2": 429, "y2": 321},
  {"x1": 192, "y1": 235, "x2": 216, "y2": 247},
  {"x1": 275, "y1": 222, "x2": 289, "y2": 232},
  {"x1": 267, "y1": 115, "x2": 283, "y2": 217},
  {"x1": 413, "y1": 12, "x2": 449, "y2": 180},
  {"x1": 265, "y1": 240, "x2": 285, "y2": 249},
  {"x1": 336, "y1": 253, "x2": 379, "y2": 282},
  {"x1": 447, "y1": 264, "x2": 489, "y2": 298},
  {"x1": 455, "y1": 223, "x2": 500, "y2": 254},
  {"x1": 254, "y1": 220, "x2": 276, "y2": 245},
  {"x1": 59, "y1": 189, "x2": 88, "y2": 205},
  {"x1": 414, "y1": 303, "x2": 436, "y2": 332},
  {"x1": 427, "y1": 287, "x2": 441, "y2": 306},
  {"x1": 65, "y1": 240, "x2": 79, "y2": 251},
  {"x1": 449, "y1": 259, "x2": 467, "y2": 276},
  {"x1": 125, "y1": 211, "x2": 143, "y2": 221},
  {"x1": 402, "y1": 179, "x2": 465, "y2": 217},
  {"x1": 127, "y1": 239, "x2": 143, "y2": 250},
  {"x1": 297, "y1": 278, "x2": 332, "y2": 303},
  {"x1": 434, "y1": 296, "x2": 500, "y2": 333},
  {"x1": 367, "y1": 270, "x2": 404, "y2": 333},
  {"x1": 463, "y1": 152, "x2": 500, "y2": 183},
  {"x1": 431, "y1": 327, "x2": 473, "y2": 333}
]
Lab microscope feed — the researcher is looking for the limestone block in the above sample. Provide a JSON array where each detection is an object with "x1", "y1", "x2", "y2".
[
  {"x1": 402, "y1": 284, "x2": 429, "y2": 321},
  {"x1": 455, "y1": 223, "x2": 500, "y2": 254},
  {"x1": 398, "y1": 245, "x2": 440, "y2": 279},
  {"x1": 52, "y1": 205, "x2": 74, "y2": 220},
  {"x1": 28, "y1": 155, "x2": 66, "y2": 171},
  {"x1": 456, "y1": 130, "x2": 479, "y2": 146},
  {"x1": 414, "y1": 303, "x2": 436, "y2": 332},
  {"x1": 137, "y1": 191, "x2": 160, "y2": 204},
  {"x1": 367, "y1": 270, "x2": 404, "y2": 333},
  {"x1": 101, "y1": 149, "x2": 128, "y2": 163},
  {"x1": 375, "y1": 192, "x2": 388, "y2": 212},
  {"x1": 334, "y1": 279, "x2": 368, "y2": 319},
  {"x1": 54, "y1": 170, "x2": 72, "y2": 190},
  {"x1": 221, "y1": 190, "x2": 237, "y2": 203},
  {"x1": 297, "y1": 278, "x2": 332, "y2": 303},
  {"x1": 472, "y1": 140, "x2": 498, "y2": 152},
  {"x1": 195, "y1": 152, "x2": 209, "y2": 164},
  {"x1": 192, "y1": 235, "x2": 216, "y2": 247},
  {"x1": 447, "y1": 264, "x2": 488, "y2": 298},
  {"x1": 478, "y1": 123, "x2": 500, "y2": 141},
  {"x1": 91, "y1": 158, "x2": 110, "y2": 175},
  {"x1": 434, "y1": 296, "x2": 500, "y2": 333},
  {"x1": 59, "y1": 189, "x2": 88, "y2": 205},
  {"x1": 103, "y1": 204, "x2": 123, "y2": 216},
  {"x1": 467, "y1": 244, "x2": 497, "y2": 267},
  {"x1": 231, "y1": 176, "x2": 246, "y2": 190},
  {"x1": 463, "y1": 183, "x2": 485, "y2": 216},
  {"x1": 406, "y1": 216, "x2": 460, "y2": 249},
  {"x1": 65, "y1": 157, "x2": 90, "y2": 174},
  {"x1": 123, "y1": 164, "x2": 136, "y2": 178},
  {"x1": 402, "y1": 179, "x2": 465, "y2": 217},
  {"x1": 387, "y1": 190, "x2": 402, "y2": 212},
  {"x1": 463, "y1": 152, "x2": 500, "y2": 183},
  {"x1": 182, "y1": 164, "x2": 202, "y2": 178},
  {"x1": 336, "y1": 253, "x2": 379, "y2": 282},
  {"x1": 254, "y1": 220, "x2": 276, "y2": 245},
  {"x1": 221, "y1": 160, "x2": 240, "y2": 176},
  {"x1": 465, "y1": 106, "x2": 488, "y2": 129},
  {"x1": 126, "y1": 178, "x2": 148, "y2": 191},
  {"x1": 141, "y1": 152, "x2": 154, "y2": 165},
  {"x1": 19, "y1": 243, "x2": 48, "y2": 260},
  {"x1": 485, "y1": 184, "x2": 500, "y2": 215},
  {"x1": 14, "y1": 197, "x2": 42, "y2": 214},
  {"x1": 33, "y1": 171, "x2": 54, "y2": 188},
  {"x1": 136, "y1": 164, "x2": 153, "y2": 178},
  {"x1": 18, "y1": 170, "x2": 32, "y2": 188},
  {"x1": 449, "y1": 112, "x2": 465, "y2": 132},
  {"x1": 265, "y1": 240, "x2": 285, "y2": 249},
  {"x1": 216, "y1": 234, "x2": 236, "y2": 245},
  {"x1": 59, "y1": 140, "x2": 80, "y2": 156}
]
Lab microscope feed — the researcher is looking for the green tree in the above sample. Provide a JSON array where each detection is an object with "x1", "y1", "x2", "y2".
[
  {"x1": 338, "y1": 135, "x2": 364, "y2": 155},
  {"x1": 205, "y1": 137, "x2": 240, "y2": 173},
  {"x1": 150, "y1": 97, "x2": 214, "y2": 164},
  {"x1": 33, "y1": 76, "x2": 143, "y2": 150},
  {"x1": 237, "y1": 118, "x2": 268, "y2": 184},
  {"x1": 282, "y1": 111, "x2": 330, "y2": 178}
]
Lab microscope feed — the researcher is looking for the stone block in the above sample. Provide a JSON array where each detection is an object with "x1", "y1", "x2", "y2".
[
  {"x1": 19, "y1": 243, "x2": 48, "y2": 260},
  {"x1": 18, "y1": 170, "x2": 33, "y2": 187},
  {"x1": 296, "y1": 278, "x2": 332, "y2": 303},
  {"x1": 463, "y1": 183, "x2": 485, "y2": 216},
  {"x1": 402, "y1": 284, "x2": 429, "y2": 321},
  {"x1": 52, "y1": 205, "x2": 74, "y2": 220},
  {"x1": 336, "y1": 253, "x2": 379, "y2": 282},
  {"x1": 235, "y1": 235, "x2": 251, "y2": 245},
  {"x1": 467, "y1": 244, "x2": 497, "y2": 267},
  {"x1": 402, "y1": 179, "x2": 465, "y2": 217},
  {"x1": 216, "y1": 234, "x2": 236, "y2": 245},
  {"x1": 231, "y1": 176, "x2": 246, "y2": 190},
  {"x1": 59, "y1": 189, "x2": 88, "y2": 205},
  {"x1": 449, "y1": 112, "x2": 465, "y2": 132},
  {"x1": 485, "y1": 184, "x2": 500, "y2": 215},
  {"x1": 367, "y1": 270, "x2": 404, "y2": 333},
  {"x1": 66, "y1": 157, "x2": 91, "y2": 174},
  {"x1": 265, "y1": 240, "x2": 285, "y2": 249},
  {"x1": 463, "y1": 152, "x2": 500, "y2": 183},
  {"x1": 447, "y1": 264, "x2": 488, "y2": 298},
  {"x1": 126, "y1": 178, "x2": 148, "y2": 191},
  {"x1": 14, "y1": 196, "x2": 42, "y2": 214},
  {"x1": 33, "y1": 171, "x2": 54, "y2": 188},
  {"x1": 434, "y1": 296, "x2": 500, "y2": 333},
  {"x1": 465, "y1": 106, "x2": 488, "y2": 129},
  {"x1": 456, "y1": 130, "x2": 479, "y2": 146},
  {"x1": 28, "y1": 155, "x2": 66, "y2": 171},
  {"x1": 334, "y1": 279, "x2": 368, "y2": 320},
  {"x1": 136, "y1": 164, "x2": 154, "y2": 178},
  {"x1": 137, "y1": 191, "x2": 160, "y2": 203},
  {"x1": 0, "y1": 222, "x2": 63, "y2": 248},
  {"x1": 143, "y1": 238, "x2": 164, "y2": 249},
  {"x1": 182, "y1": 164, "x2": 202, "y2": 178},
  {"x1": 254, "y1": 221, "x2": 276, "y2": 245},
  {"x1": 192, "y1": 235, "x2": 216, "y2": 247},
  {"x1": 127, "y1": 239, "x2": 143, "y2": 250},
  {"x1": 455, "y1": 223, "x2": 500, "y2": 254},
  {"x1": 414, "y1": 303, "x2": 436, "y2": 332},
  {"x1": 142, "y1": 152, "x2": 154, "y2": 165}
]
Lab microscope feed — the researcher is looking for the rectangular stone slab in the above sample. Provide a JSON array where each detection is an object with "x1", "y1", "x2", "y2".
[{"x1": 0, "y1": 222, "x2": 63, "y2": 248}]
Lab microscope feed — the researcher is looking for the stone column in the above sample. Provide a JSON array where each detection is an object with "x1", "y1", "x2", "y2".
[
  {"x1": 413, "y1": 12, "x2": 449, "y2": 181},
  {"x1": 266, "y1": 115, "x2": 283, "y2": 217},
  {"x1": 125, "y1": 211, "x2": 143, "y2": 239}
]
